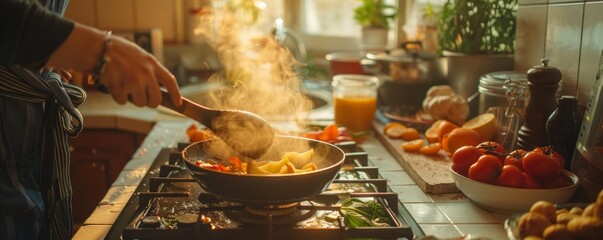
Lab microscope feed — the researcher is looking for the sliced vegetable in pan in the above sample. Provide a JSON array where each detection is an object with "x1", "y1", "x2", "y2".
[{"x1": 194, "y1": 149, "x2": 317, "y2": 174}]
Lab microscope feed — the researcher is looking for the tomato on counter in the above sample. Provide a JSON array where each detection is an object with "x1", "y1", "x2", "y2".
[
  {"x1": 522, "y1": 151, "x2": 562, "y2": 182},
  {"x1": 468, "y1": 154, "x2": 502, "y2": 184},
  {"x1": 504, "y1": 149, "x2": 527, "y2": 171},
  {"x1": 476, "y1": 141, "x2": 506, "y2": 162},
  {"x1": 496, "y1": 165, "x2": 524, "y2": 188},
  {"x1": 451, "y1": 146, "x2": 483, "y2": 177}
]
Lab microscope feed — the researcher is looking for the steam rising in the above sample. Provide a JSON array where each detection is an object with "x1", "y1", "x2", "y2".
[{"x1": 193, "y1": 7, "x2": 313, "y2": 130}]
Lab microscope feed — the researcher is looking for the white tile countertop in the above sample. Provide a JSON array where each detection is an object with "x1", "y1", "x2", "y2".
[{"x1": 72, "y1": 91, "x2": 512, "y2": 240}]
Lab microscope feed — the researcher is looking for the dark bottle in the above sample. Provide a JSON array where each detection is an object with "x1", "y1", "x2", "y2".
[{"x1": 545, "y1": 95, "x2": 582, "y2": 170}]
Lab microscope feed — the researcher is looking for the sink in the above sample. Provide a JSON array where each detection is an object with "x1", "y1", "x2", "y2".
[{"x1": 159, "y1": 83, "x2": 333, "y2": 121}]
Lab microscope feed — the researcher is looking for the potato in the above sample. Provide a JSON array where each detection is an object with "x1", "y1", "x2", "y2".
[
  {"x1": 569, "y1": 207, "x2": 583, "y2": 216},
  {"x1": 582, "y1": 204, "x2": 595, "y2": 217},
  {"x1": 519, "y1": 212, "x2": 552, "y2": 238},
  {"x1": 556, "y1": 213, "x2": 580, "y2": 225},
  {"x1": 282, "y1": 149, "x2": 314, "y2": 168},
  {"x1": 247, "y1": 160, "x2": 271, "y2": 174},
  {"x1": 258, "y1": 158, "x2": 290, "y2": 173},
  {"x1": 530, "y1": 201, "x2": 557, "y2": 224},
  {"x1": 566, "y1": 216, "x2": 603, "y2": 240},
  {"x1": 593, "y1": 190, "x2": 603, "y2": 220},
  {"x1": 296, "y1": 162, "x2": 317, "y2": 173},
  {"x1": 543, "y1": 224, "x2": 575, "y2": 240},
  {"x1": 556, "y1": 208, "x2": 569, "y2": 215}
]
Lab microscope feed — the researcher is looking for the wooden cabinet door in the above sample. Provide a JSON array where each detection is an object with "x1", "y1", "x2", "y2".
[{"x1": 68, "y1": 129, "x2": 146, "y2": 224}]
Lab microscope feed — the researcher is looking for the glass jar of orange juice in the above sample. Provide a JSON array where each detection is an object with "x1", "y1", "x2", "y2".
[{"x1": 332, "y1": 74, "x2": 380, "y2": 133}]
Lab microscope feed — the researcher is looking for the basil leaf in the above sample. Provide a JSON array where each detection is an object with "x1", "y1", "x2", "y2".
[{"x1": 340, "y1": 198, "x2": 393, "y2": 228}]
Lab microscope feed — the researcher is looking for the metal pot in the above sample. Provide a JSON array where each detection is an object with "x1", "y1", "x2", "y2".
[
  {"x1": 361, "y1": 41, "x2": 446, "y2": 83},
  {"x1": 182, "y1": 135, "x2": 345, "y2": 206}
]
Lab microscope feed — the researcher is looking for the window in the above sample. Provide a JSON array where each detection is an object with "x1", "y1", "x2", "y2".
[{"x1": 260, "y1": 0, "x2": 403, "y2": 55}]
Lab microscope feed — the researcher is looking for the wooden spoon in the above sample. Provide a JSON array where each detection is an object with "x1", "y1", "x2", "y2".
[{"x1": 160, "y1": 89, "x2": 274, "y2": 159}]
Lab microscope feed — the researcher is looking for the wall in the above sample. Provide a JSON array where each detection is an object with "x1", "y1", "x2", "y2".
[{"x1": 515, "y1": 0, "x2": 603, "y2": 105}]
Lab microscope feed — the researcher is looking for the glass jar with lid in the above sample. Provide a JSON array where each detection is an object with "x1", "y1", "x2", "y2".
[{"x1": 478, "y1": 71, "x2": 529, "y2": 115}]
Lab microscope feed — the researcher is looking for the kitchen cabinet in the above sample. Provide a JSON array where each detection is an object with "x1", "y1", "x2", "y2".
[{"x1": 68, "y1": 129, "x2": 146, "y2": 225}]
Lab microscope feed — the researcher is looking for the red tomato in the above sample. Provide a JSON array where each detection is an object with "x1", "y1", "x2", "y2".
[
  {"x1": 522, "y1": 172, "x2": 541, "y2": 189},
  {"x1": 323, "y1": 124, "x2": 340, "y2": 140},
  {"x1": 522, "y1": 151, "x2": 562, "y2": 182},
  {"x1": 468, "y1": 154, "x2": 502, "y2": 184},
  {"x1": 496, "y1": 165, "x2": 524, "y2": 188},
  {"x1": 503, "y1": 149, "x2": 527, "y2": 171},
  {"x1": 301, "y1": 131, "x2": 320, "y2": 140},
  {"x1": 451, "y1": 146, "x2": 483, "y2": 177},
  {"x1": 541, "y1": 175, "x2": 573, "y2": 189},
  {"x1": 533, "y1": 146, "x2": 565, "y2": 168},
  {"x1": 476, "y1": 141, "x2": 506, "y2": 162}
]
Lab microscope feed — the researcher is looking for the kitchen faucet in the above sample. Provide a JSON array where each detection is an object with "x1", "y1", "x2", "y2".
[{"x1": 272, "y1": 18, "x2": 307, "y2": 64}]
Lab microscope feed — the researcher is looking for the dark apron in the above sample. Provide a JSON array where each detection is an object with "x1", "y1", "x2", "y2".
[{"x1": 0, "y1": 66, "x2": 85, "y2": 239}]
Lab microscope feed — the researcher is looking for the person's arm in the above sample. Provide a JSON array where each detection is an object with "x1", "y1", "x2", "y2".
[
  {"x1": 46, "y1": 23, "x2": 182, "y2": 108},
  {"x1": 0, "y1": 0, "x2": 181, "y2": 107},
  {"x1": 0, "y1": 0, "x2": 73, "y2": 68}
]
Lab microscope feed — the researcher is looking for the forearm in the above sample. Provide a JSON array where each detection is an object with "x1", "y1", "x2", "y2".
[
  {"x1": 45, "y1": 23, "x2": 105, "y2": 73},
  {"x1": 0, "y1": 0, "x2": 74, "y2": 69}
]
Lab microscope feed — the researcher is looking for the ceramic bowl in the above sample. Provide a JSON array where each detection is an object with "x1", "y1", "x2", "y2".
[{"x1": 449, "y1": 165, "x2": 579, "y2": 214}]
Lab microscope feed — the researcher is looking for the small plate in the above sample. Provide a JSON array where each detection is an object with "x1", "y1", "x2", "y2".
[
  {"x1": 504, "y1": 202, "x2": 590, "y2": 240},
  {"x1": 380, "y1": 105, "x2": 433, "y2": 131}
]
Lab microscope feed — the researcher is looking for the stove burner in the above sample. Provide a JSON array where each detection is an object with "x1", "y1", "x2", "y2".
[
  {"x1": 225, "y1": 204, "x2": 316, "y2": 226},
  {"x1": 177, "y1": 213, "x2": 198, "y2": 228},
  {"x1": 112, "y1": 145, "x2": 420, "y2": 240}
]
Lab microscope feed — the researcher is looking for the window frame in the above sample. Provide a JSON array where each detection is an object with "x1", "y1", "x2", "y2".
[{"x1": 281, "y1": 0, "x2": 409, "y2": 55}]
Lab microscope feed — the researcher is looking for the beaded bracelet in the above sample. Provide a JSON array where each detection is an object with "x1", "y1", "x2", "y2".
[{"x1": 87, "y1": 31, "x2": 113, "y2": 87}]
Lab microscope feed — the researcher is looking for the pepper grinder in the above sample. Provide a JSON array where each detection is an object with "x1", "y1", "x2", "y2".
[{"x1": 516, "y1": 59, "x2": 562, "y2": 150}]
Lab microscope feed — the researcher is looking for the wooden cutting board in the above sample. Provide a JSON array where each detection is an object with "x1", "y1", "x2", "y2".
[{"x1": 373, "y1": 121, "x2": 460, "y2": 194}]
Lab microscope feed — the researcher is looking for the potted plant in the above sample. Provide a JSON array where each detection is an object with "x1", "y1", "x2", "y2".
[
  {"x1": 436, "y1": 0, "x2": 518, "y2": 116},
  {"x1": 354, "y1": 0, "x2": 398, "y2": 50},
  {"x1": 438, "y1": 0, "x2": 516, "y2": 55}
]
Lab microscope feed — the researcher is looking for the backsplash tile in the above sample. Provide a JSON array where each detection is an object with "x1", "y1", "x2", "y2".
[
  {"x1": 545, "y1": 3, "x2": 584, "y2": 96},
  {"x1": 515, "y1": 4, "x2": 548, "y2": 72},
  {"x1": 516, "y1": 1, "x2": 603, "y2": 106}
]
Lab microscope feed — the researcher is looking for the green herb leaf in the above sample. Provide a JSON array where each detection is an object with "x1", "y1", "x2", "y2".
[{"x1": 340, "y1": 198, "x2": 394, "y2": 228}]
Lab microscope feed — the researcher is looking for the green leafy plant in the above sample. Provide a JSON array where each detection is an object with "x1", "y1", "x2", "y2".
[
  {"x1": 354, "y1": 0, "x2": 398, "y2": 29},
  {"x1": 437, "y1": 0, "x2": 517, "y2": 55}
]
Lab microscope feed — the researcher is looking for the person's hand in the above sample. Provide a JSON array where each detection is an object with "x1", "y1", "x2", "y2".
[
  {"x1": 99, "y1": 35, "x2": 181, "y2": 107},
  {"x1": 47, "y1": 23, "x2": 182, "y2": 108}
]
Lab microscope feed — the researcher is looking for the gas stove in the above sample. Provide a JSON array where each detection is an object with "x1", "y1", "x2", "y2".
[{"x1": 104, "y1": 141, "x2": 420, "y2": 240}]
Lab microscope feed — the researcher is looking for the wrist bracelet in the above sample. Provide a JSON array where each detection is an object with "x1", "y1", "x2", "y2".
[{"x1": 87, "y1": 31, "x2": 113, "y2": 86}]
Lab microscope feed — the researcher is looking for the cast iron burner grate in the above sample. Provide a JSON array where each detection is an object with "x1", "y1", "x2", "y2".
[{"x1": 104, "y1": 141, "x2": 423, "y2": 240}]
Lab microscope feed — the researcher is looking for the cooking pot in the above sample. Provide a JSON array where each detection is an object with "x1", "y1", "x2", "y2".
[
  {"x1": 361, "y1": 41, "x2": 445, "y2": 83},
  {"x1": 182, "y1": 135, "x2": 345, "y2": 206}
]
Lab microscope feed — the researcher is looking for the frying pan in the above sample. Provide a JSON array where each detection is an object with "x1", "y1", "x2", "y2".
[{"x1": 182, "y1": 135, "x2": 345, "y2": 206}]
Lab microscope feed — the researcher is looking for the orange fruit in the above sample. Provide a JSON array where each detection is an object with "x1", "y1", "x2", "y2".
[
  {"x1": 385, "y1": 126, "x2": 406, "y2": 139},
  {"x1": 383, "y1": 122, "x2": 406, "y2": 134},
  {"x1": 420, "y1": 142, "x2": 442, "y2": 155},
  {"x1": 401, "y1": 139, "x2": 424, "y2": 152},
  {"x1": 425, "y1": 120, "x2": 445, "y2": 143},
  {"x1": 462, "y1": 113, "x2": 497, "y2": 141},
  {"x1": 436, "y1": 120, "x2": 459, "y2": 142},
  {"x1": 443, "y1": 128, "x2": 482, "y2": 154},
  {"x1": 400, "y1": 128, "x2": 420, "y2": 141}
]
